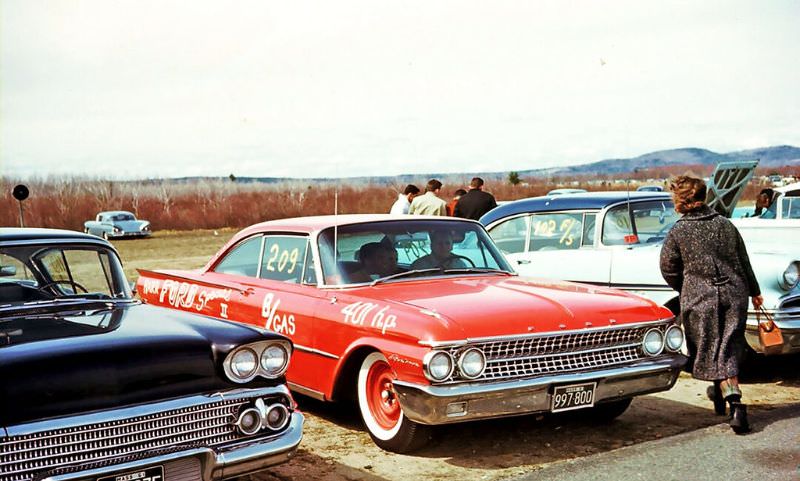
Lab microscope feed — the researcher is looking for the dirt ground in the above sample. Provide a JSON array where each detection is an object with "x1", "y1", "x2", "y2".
[
  {"x1": 257, "y1": 357, "x2": 799, "y2": 481},
  {"x1": 114, "y1": 230, "x2": 800, "y2": 481}
]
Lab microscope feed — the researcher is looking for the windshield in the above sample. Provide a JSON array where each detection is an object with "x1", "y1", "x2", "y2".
[
  {"x1": 112, "y1": 213, "x2": 136, "y2": 221},
  {"x1": 317, "y1": 220, "x2": 513, "y2": 285},
  {"x1": 0, "y1": 244, "x2": 132, "y2": 306}
]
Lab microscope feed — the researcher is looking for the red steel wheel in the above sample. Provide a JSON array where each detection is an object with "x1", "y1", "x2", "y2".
[{"x1": 357, "y1": 352, "x2": 431, "y2": 452}]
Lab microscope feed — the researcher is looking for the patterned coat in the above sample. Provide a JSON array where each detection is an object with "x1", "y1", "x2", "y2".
[{"x1": 659, "y1": 205, "x2": 760, "y2": 381}]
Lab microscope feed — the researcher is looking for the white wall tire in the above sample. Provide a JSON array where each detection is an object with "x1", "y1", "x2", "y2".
[{"x1": 357, "y1": 352, "x2": 430, "y2": 452}]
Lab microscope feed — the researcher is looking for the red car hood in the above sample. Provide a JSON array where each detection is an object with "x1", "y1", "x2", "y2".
[{"x1": 351, "y1": 275, "x2": 671, "y2": 340}]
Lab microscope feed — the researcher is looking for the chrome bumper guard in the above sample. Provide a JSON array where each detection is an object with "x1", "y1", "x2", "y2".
[{"x1": 392, "y1": 355, "x2": 685, "y2": 425}]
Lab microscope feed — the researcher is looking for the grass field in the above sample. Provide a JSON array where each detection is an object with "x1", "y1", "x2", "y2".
[{"x1": 111, "y1": 229, "x2": 237, "y2": 281}]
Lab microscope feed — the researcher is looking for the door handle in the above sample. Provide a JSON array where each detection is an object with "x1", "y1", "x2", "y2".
[
  {"x1": 516, "y1": 259, "x2": 531, "y2": 265},
  {"x1": 243, "y1": 287, "x2": 256, "y2": 296}
]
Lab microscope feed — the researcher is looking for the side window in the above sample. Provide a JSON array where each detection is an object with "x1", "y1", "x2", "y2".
[
  {"x1": 529, "y1": 213, "x2": 583, "y2": 250},
  {"x1": 213, "y1": 236, "x2": 263, "y2": 277},
  {"x1": 602, "y1": 201, "x2": 677, "y2": 245},
  {"x1": 487, "y1": 216, "x2": 529, "y2": 254},
  {"x1": 582, "y1": 213, "x2": 597, "y2": 247},
  {"x1": 260, "y1": 236, "x2": 308, "y2": 283},
  {"x1": 602, "y1": 206, "x2": 632, "y2": 245},
  {"x1": 38, "y1": 249, "x2": 114, "y2": 295}
]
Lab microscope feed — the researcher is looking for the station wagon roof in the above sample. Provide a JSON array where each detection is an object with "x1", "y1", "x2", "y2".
[
  {"x1": 99, "y1": 211, "x2": 135, "y2": 216},
  {"x1": 480, "y1": 191, "x2": 672, "y2": 225}
]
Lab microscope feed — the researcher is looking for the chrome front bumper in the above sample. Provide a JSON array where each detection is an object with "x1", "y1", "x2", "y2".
[
  {"x1": 392, "y1": 355, "x2": 685, "y2": 425},
  {"x1": 745, "y1": 302, "x2": 800, "y2": 355},
  {"x1": 37, "y1": 413, "x2": 304, "y2": 481}
]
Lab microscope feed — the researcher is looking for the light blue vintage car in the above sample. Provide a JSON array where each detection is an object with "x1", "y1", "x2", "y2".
[{"x1": 84, "y1": 210, "x2": 151, "y2": 239}]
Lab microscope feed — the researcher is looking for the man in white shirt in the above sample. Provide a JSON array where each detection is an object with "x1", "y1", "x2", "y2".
[
  {"x1": 390, "y1": 184, "x2": 420, "y2": 214},
  {"x1": 408, "y1": 179, "x2": 447, "y2": 216}
]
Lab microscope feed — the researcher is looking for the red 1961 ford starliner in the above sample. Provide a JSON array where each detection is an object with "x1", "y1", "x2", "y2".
[{"x1": 136, "y1": 215, "x2": 686, "y2": 452}]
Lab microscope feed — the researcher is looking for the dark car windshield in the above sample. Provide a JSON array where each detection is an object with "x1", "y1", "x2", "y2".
[
  {"x1": 0, "y1": 244, "x2": 132, "y2": 306},
  {"x1": 317, "y1": 220, "x2": 514, "y2": 285},
  {"x1": 112, "y1": 214, "x2": 136, "y2": 221}
]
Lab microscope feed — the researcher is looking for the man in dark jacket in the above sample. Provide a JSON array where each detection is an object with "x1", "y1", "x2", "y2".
[{"x1": 454, "y1": 177, "x2": 497, "y2": 220}]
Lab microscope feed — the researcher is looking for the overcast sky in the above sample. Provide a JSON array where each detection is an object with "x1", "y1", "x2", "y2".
[{"x1": 2, "y1": 0, "x2": 799, "y2": 179}]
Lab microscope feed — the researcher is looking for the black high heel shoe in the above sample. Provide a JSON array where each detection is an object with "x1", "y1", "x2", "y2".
[
  {"x1": 706, "y1": 381, "x2": 726, "y2": 416},
  {"x1": 726, "y1": 395, "x2": 751, "y2": 434}
]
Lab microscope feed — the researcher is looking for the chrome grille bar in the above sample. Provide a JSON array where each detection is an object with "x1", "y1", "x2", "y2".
[
  {"x1": 442, "y1": 323, "x2": 667, "y2": 383},
  {"x1": 0, "y1": 389, "x2": 290, "y2": 481}
]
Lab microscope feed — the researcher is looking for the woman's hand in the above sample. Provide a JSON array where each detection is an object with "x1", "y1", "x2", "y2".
[{"x1": 752, "y1": 295, "x2": 764, "y2": 309}]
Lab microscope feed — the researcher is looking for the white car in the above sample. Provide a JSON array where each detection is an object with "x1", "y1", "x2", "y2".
[
  {"x1": 481, "y1": 189, "x2": 800, "y2": 355},
  {"x1": 731, "y1": 181, "x2": 800, "y2": 247}
]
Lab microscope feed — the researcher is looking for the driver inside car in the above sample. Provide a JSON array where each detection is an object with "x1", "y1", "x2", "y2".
[{"x1": 411, "y1": 230, "x2": 469, "y2": 270}]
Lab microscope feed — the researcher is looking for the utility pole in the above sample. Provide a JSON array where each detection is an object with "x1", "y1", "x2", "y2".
[{"x1": 12, "y1": 185, "x2": 29, "y2": 227}]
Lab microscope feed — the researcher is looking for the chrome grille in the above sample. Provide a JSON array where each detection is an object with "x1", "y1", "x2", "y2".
[
  {"x1": 444, "y1": 324, "x2": 661, "y2": 383},
  {"x1": 0, "y1": 392, "x2": 287, "y2": 481}
]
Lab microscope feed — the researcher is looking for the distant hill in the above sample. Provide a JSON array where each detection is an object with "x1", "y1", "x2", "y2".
[
  {"x1": 516, "y1": 145, "x2": 800, "y2": 178},
  {"x1": 163, "y1": 145, "x2": 799, "y2": 185}
]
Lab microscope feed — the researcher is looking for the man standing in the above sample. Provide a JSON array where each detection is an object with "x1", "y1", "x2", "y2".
[
  {"x1": 408, "y1": 179, "x2": 447, "y2": 216},
  {"x1": 390, "y1": 184, "x2": 420, "y2": 214},
  {"x1": 454, "y1": 177, "x2": 498, "y2": 220}
]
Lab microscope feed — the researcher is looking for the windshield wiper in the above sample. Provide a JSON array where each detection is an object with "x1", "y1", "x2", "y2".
[
  {"x1": 370, "y1": 267, "x2": 513, "y2": 286},
  {"x1": 370, "y1": 269, "x2": 444, "y2": 286},
  {"x1": 441, "y1": 268, "x2": 515, "y2": 275}
]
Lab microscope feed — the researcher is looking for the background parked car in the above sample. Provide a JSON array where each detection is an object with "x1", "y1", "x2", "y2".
[
  {"x1": 137, "y1": 215, "x2": 686, "y2": 453},
  {"x1": 481, "y1": 190, "x2": 800, "y2": 355},
  {"x1": 84, "y1": 210, "x2": 151, "y2": 239},
  {"x1": 0, "y1": 228, "x2": 303, "y2": 481}
]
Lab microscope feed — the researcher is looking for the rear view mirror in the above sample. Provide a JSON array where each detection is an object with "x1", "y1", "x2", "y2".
[{"x1": 0, "y1": 266, "x2": 17, "y2": 277}]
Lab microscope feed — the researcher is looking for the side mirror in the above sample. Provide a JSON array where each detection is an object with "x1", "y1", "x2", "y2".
[
  {"x1": 129, "y1": 281, "x2": 137, "y2": 296},
  {"x1": 0, "y1": 266, "x2": 17, "y2": 277}
]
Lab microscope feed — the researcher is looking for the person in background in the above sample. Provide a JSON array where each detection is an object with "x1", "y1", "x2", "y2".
[
  {"x1": 408, "y1": 179, "x2": 447, "y2": 216},
  {"x1": 390, "y1": 184, "x2": 420, "y2": 215},
  {"x1": 753, "y1": 188, "x2": 776, "y2": 218},
  {"x1": 659, "y1": 175, "x2": 762, "y2": 435},
  {"x1": 446, "y1": 189, "x2": 467, "y2": 216},
  {"x1": 454, "y1": 177, "x2": 498, "y2": 220}
]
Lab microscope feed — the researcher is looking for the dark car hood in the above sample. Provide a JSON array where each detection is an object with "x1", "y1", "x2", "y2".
[{"x1": 0, "y1": 302, "x2": 283, "y2": 426}]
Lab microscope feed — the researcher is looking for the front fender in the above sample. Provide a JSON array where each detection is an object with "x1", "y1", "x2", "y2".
[{"x1": 329, "y1": 337, "x2": 430, "y2": 401}]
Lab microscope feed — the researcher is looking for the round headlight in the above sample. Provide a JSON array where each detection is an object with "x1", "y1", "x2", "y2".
[
  {"x1": 424, "y1": 351, "x2": 454, "y2": 382},
  {"x1": 260, "y1": 344, "x2": 289, "y2": 377},
  {"x1": 230, "y1": 348, "x2": 258, "y2": 380},
  {"x1": 781, "y1": 262, "x2": 799, "y2": 290},
  {"x1": 665, "y1": 325, "x2": 684, "y2": 352},
  {"x1": 642, "y1": 328, "x2": 665, "y2": 356},
  {"x1": 457, "y1": 348, "x2": 486, "y2": 379}
]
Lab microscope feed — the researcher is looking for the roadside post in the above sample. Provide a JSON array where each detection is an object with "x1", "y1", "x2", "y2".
[{"x1": 12, "y1": 184, "x2": 29, "y2": 227}]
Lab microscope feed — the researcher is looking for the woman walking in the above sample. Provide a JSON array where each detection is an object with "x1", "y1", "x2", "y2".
[{"x1": 659, "y1": 175, "x2": 762, "y2": 434}]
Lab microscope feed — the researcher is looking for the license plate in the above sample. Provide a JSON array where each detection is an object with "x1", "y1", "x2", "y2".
[
  {"x1": 98, "y1": 466, "x2": 164, "y2": 481},
  {"x1": 551, "y1": 382, "x2": 596, "y2": 413}
]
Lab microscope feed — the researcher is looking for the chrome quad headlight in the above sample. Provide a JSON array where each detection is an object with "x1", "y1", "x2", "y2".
[
  {"x1": 664, "y1": 325, "x2": 684, "y2": 352},
  {"x1": 423, "y1": 350, "x2": 454, "y2": 382},
  {"x1": 457, "y1": 347, "x2": 486, "y2": 379},
  {"x1": 224, "y1": 340, "x2": 292, "y2": 383},
  {"x1": 642, "y1": 328, "x2": 665, "y2": 356},
  {"x1": 780, "y1": 261, "x2": 800, "y2": 291}
]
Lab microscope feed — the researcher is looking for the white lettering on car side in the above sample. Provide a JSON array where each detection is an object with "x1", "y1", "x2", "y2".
[
  {"x1": 156, "y1": 279, "x2": 232, "y2": 316},
  {"x1": 340, "y1": 302, "x2": 398, "y2": 335},
  {"x1": 261, "y1": 292, "x2": 296, "y2": 336}
]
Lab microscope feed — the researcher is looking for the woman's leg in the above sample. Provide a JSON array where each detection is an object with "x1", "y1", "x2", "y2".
[{"x1": 721, "y1": 376, "x2": 750, "y2": 434}]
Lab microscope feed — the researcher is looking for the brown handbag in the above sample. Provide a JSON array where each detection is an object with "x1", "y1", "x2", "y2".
[{"x1": 757, "y1": 307, "x2": 784, "y2": 355}]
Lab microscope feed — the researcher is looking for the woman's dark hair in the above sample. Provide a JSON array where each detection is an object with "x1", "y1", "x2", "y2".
[{"x1": 669, "y1": 175, "x2": 707, "y2": 214}]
